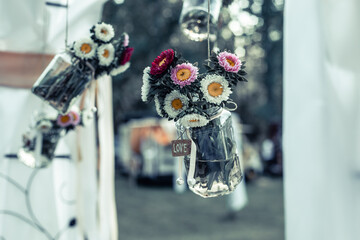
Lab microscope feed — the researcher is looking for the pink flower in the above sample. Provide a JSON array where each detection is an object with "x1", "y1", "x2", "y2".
[
  {"x1": 150, "y1": 49, "x2": 175, "y2": 75},
  {"x1": 217, "y1": 51, "x2": 242, "y2": 73},
  {"x1": 69, "y1": 111, "x2": 80, "y2": 126},
  {"x1": 170, "y1": 63, "x2": 198, "y2": 87},
  {"x1": 120, "y1": 47, "x2": 134, "y2": 65},
  {"x1": 57, "y1": 114, "x2": 73, "y2": 127}
]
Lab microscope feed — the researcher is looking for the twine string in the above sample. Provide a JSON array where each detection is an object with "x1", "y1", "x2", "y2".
[
  {"x1": 186, "y1": 128, "x2": 197, "y2": 186},
  {"x1": 65, "y1": 0, "x2": 69, "y2": 48},
  {"x1": 207, "y1": 0, "x2": 211, "y2": 63}
]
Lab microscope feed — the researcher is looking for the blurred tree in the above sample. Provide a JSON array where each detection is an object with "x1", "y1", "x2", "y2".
[{"x1": 223, "y1": 0, "x2": 283, "y2": 141}]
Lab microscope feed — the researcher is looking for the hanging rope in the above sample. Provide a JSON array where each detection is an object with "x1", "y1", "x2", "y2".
[
  {"x1": 65, "y1": 0, "x2": 69, "y2": 48},
  {"x1": 45, "y1": 1, "x2": 70, "y2": 48},
  {"x1": 207, "y1": 0, "x2": 211, "y2": 63},
  {"x1": 176, "y1": 157, "x2": 184, "y2": 185}
]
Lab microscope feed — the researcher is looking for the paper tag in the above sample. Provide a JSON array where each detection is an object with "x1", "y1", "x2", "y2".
[{"x1": 171, "y1": 140, "x2": 191, "y2": 157}]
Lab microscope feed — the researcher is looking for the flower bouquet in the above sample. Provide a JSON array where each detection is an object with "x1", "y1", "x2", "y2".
[
  {"x1": 141, "y1": 49, "x2": 247, "y2": 198},
  {"x1": 18, "y1": 108, "x2": 95, "y2": 168},
  {"x1": 32, "y1": 22, "x2": 133, "y2": 114}
]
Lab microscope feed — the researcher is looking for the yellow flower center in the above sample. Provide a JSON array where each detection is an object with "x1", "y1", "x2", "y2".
[
  {"x1": 208, "y1": 82, "x2": 224, "y2": 97},
  {"x1": 171, "y1": 99, "x2": 183, "y2": 110},
  {"x1": 60, "y1": 115, "x2": 71, "y2": 124},
  {"x1": 226, "y1": 58, "x2": 235, "y2": 67},
  {"x1": 176, "y1": 69, "x2": 191, "y2": 81},
  {"x1": 102, "y1": 49, "x2": 110, "y2": 58},
  {"x1": 101, "y1": 28, "x2": 108, "y2": 35},
  {"x1": 189, "y1": 119, "x2": 199, "y2": 122},
  {"x1": 159, "y1": 58, "x2": 167, "y2": 66},
  {"x1": 81, "y1": 43, "x2": 92, "y2": 54}
]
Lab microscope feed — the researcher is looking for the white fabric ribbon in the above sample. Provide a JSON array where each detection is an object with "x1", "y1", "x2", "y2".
[
  {"x1": 34, "y1": 131, "x2": 43, "y2": 167},
  {"x1": 223, "y1": 101, "x2": 238, "y2": 112},
  {"x1": 185, "y1": 128, "x2": 197, "y2": 187}
]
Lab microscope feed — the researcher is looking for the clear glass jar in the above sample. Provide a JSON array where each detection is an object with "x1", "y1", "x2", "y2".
[
  {"x1": 179, "y1": 0, "x2": 222, "y2": 41},
  {"x1": 18, "y1": 126, "x2": 64, "y2": 168},
  {"x1": 176, "y1": 109, "x2": 243, "y2": 198},
  {"x1": 31, "y1": 53, "x2": 93, "y2": 114}
]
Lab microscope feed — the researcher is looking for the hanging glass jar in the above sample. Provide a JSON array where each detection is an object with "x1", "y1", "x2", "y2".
[
  {"x1": 142, "y1": 48, "x2": 247, "y2": 197},
  {"x1": 18, "y1": 119, "x2": 65, "y2": 168},
  {"x1": 179, "y1": 0, "x2": 222, "y2": 41},
  {"x1": 31, "y1": 53, "x2": 94, "y2": 114},
  {"x1": 176, "y1": 109, "x2": 243, "y2": 198}
]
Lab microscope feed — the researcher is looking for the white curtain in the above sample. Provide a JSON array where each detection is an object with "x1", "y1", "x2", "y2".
[
  {"x1": 0, "y1": 0, "x2": 106, "y2": 54},
  {"x1": 284, "y1": 0, "x2": 360, "y2": 239},
  {"x1": 0, "y1": 0, "x2": 119, "y2": 239},
  {"x1": 0, "y1": 89, "x2": 82, "y2": 239}
]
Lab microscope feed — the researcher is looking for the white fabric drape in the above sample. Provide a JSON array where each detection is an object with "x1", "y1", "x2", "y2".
[
  {"x1": 284, "y1": 0, "x2": 360, "y2": 239},
  {"x1": 65, "y1": 107, "x2": 99, "y2": 239},
  {"x1": 96, "y1": 75, "x2": 118, "y2": 240}
]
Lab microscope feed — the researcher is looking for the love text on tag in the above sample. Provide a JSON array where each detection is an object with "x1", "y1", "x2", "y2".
[{"x1": 171, "y1": 140, "x2": 191, "y2": 157}]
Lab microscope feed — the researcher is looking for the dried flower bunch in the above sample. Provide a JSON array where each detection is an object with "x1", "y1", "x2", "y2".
[
  {"x1": 72, "y1": 22, "x2": 134, "y2": 78},
  {"x1": 141, "y1": 49, "x2": 246, "y2": 128},
  {"x1": 32, "y1": 22, "x2": 133, "y2": 114},
  {"x1": 18, "y1": 108, "x2": 95, "y2": 168},
  {"x1": 34, "y1": 108, "x2": 94, "y2": 134}
]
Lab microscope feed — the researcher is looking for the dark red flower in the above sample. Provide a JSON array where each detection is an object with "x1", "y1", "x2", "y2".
[
  {"x1": 120, "y1": 47, "x2": 134, "y2": 65},
  {"x1": 150, "y1": 49, "x2": 175, "y2": 75}
]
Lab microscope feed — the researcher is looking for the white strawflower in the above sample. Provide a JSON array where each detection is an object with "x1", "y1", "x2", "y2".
[
  {"x1": 163, "y1": 90, "x2": 189, "y2": 119},
  {"x1": 94, "y1": 22, "x2": 115, "y2": 42},
  {"x1": 36, "y1": 119, "x2": 53, "y2": 132},
  {"x1": 141, "y1": 67, "x2": 151, "y2": 102},
  {"x1": 110, "y1": 62, "x2": 130, "y2": 76},
  {"x1": 97, "y1": 43, "x2": 115, "y2": 66},
  {"x1": 123, "y1": 33, "x2": 129, "y2": 47},
  {"x1": 74, "y1": 38, "x2": 97, "y2": 59},
  {"x1": 179, "y1": 113, "x2": 209, "y2": 128},
  {"x1": 200, "y1": 74, "x2": 232, "y2": 105},
  {"x1": 154, "y1": 95, "x2": 163, "y2": 117}
]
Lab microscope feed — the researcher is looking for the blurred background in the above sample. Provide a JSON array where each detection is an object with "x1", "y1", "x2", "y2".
[{"x1": 102, "y1": 0, "x2": 284, "y2": 239}]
